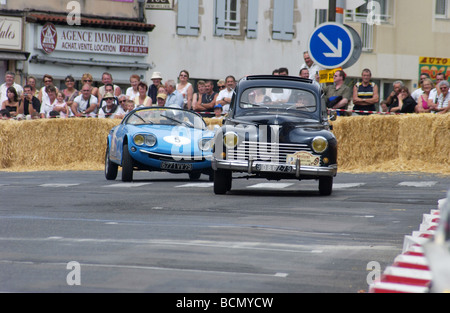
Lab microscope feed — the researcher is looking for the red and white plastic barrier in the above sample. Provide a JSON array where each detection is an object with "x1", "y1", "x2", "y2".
[
  {"x1": 328, "y1": 108, "x2": 405, "y2": 115},
  {"x1": 368, "y1": 197, "x2": 448, "y2": 293}
]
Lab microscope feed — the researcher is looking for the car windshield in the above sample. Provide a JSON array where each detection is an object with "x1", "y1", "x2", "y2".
[
  {"x1": 126, "y1": 108, "x2": 207, "y2": 130},
  {"x1": 238, "y1": 87, "x2": 317, "y2": 115}
]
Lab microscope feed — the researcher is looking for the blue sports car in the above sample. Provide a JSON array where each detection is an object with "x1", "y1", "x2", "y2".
[{"x1": 105, "y1": 107, "x2": 215, "y2": 182}]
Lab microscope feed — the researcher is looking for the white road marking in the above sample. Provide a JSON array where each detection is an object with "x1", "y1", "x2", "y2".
[
  {"x1": 398, "y1": 181, "x2": 437, "y2": 188},
  {"x1": 176, "y1": 183, "x2": 213, "y2": 188},
  {"x1": 39, "y1": 183, "x2": 79, "y2": 188},
  {"x1": 333, "y1": 183, "x2": 366, "y2": 189},
  {"x1": 0, "y1": 259, "x2": 288, "y2": 279},
  {"x1": 247, "y1": 183, "x2": 294, "y2": 189},
  {"x1": 103, "y1": 183, "x2": 152, "y2": 188}
]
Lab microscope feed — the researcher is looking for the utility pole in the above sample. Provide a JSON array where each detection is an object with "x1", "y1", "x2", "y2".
[{"x1": 329, "y1": 0, "x2": 345, "y2": 24}]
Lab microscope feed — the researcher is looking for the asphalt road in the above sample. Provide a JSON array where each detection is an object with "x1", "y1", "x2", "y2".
[{"x1": 0, "y1": 170, "x2": 448, "y2": 294}]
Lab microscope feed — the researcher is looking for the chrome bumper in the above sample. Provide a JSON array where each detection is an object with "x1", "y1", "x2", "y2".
[{"x1": 212, "y1": 157, "x2": 337, "y2": 177}]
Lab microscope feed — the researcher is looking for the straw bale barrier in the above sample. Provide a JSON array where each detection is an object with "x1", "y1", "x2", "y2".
[{"x1": 0, "y1": 114, "x2": 448, "y2": 174}]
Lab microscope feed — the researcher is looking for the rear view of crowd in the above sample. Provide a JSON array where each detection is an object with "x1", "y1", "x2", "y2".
[{"x1": 0, "y1": 64, "x2": 449, "y2": 120}]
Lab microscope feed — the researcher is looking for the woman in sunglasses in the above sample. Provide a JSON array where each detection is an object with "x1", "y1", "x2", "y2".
[{"x1": 81, "y1": 73, "x2": 99, "y2": 99}]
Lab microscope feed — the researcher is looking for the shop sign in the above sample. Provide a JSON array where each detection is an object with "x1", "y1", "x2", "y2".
[
  {"x1": 319, "y1": 68, "x2": 342, "y2": 84},
  {"x1": 0, "y1": 16, "x2": 23, "y2": 51},
  {"x1": 145, "y1": 0, "x2": 173, "y2": 10},
  {"x1": 419, "y1": 56, "x2": 450, "y2": 83},
  {"x1": 37, "y1": 24, "x2": 149, "y2": 56}
]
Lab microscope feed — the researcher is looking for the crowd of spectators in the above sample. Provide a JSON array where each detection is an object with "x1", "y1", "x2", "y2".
[{"x1": 0, "y1": 60, "x2": 449, "y2": 120}]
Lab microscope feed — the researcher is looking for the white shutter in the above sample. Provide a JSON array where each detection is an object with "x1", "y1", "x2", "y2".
[
  {"x1": 177, "y1": 0, "x2": 200, "y2": 36},
  {"x1": 214, "y1": 0, "x2": 226, "y2": 36},
  {"x1": 247, "y1": 0, "x2": 258, "y2": 38},
  {"x1": 272, "y1": 0, "x2": 294, "y2": 41}
]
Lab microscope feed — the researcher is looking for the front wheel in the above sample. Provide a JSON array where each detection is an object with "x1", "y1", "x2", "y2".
[
  {"x1": 318, "y1": 176, "x2": 333, "y2": 196},
  {"x1": 214, "y1": 169, "x2": 232, "y2": 194},
  {"x1": 121, "y1": 144, "x2": 134, "y2": 182},
  {"x1": 105, "y1": 145, "x2": 118, "y2": 180},
  {"x1": 189, "y1": 172, "x2": 201, "y2": 181}
]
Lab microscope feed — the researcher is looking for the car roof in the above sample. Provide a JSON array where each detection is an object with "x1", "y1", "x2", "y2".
[{"x1": 238, "y1": 75, "x2": 321, "y2": 93}]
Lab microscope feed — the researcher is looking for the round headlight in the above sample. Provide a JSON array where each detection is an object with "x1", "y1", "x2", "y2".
[
  {"x1": 133, "y1": 134, "x2": 145, "y2": 146},
  {"x1": 224, "y1": 132, "x2": 239, "y2": 148},
  {"x1": 145, "y1": 135, "x2": 157, "y2": 147},
  {"x1": 312, "y1": 136, "x2": 328, "y2": 154},
  {"x1": 199, "y1": 138, "x2": 213, "y2": 151}
]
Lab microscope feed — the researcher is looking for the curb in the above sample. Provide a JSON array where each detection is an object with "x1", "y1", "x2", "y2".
[{"x1": 368, "y1": 198, "x2": 447, "y2": 293}]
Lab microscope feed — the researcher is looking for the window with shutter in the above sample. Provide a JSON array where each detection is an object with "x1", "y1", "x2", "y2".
[
  {"x1": 272, "y1": 0, "x2": 294, "y2": 41},
  {"x1": 247, "y1": 0, "x2": 258, "y2": 38},
  {"x1": 214, "y1": 0, "x2": 241, "y2": 36},
  {"x1": 177, "y1": 0, "x2": 200, "y2": 36}
]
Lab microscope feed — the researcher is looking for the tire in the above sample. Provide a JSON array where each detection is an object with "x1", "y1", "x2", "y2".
[
  {"x1": 105, "y1": 145, "x2": 118, "y2": 180},
  {"x1": 319, "y1": 176, "x2": 333, "y2": 196},
  {"x1": 121, "y1": 144, "x2": 134, "y2": 182},
  {"x1": 214, "y1": 169, "x2": 232, "y2": 195},
  {"x1": 189, "y1": 172, "x2": 201, "y2": 181}
]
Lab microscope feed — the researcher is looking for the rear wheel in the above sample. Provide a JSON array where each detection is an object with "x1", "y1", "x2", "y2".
[
  {"x1": 214, "y1": 169, "x2": 232, "y2": 194},
  {"x1": 104, "y1": 145, "x2": 118, "y2": 180},
  {"x1": 319, "y1": 176, "x2": 333, "y2": 196},
  {"x1": 121, "y1": 144, "x2": 134, "y2": 182}
]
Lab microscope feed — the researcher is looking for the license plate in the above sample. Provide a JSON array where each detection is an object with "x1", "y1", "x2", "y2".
[
  {"x1": 161, "y1": 162, "x2": 192, "y2": 171},
  {"x1": 286, "y1": 151, "x2": 320, "y2": 166},
  {"x1": 256, "y1": 164, "x2": 293, "y2": 173}
]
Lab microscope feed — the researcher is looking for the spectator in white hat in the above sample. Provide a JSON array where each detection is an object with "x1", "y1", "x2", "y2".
[{"x1": 148, "y1": 71, "x2": 163, "y2": 104}]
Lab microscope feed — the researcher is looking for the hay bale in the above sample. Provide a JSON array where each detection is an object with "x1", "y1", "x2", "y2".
[
  {"x1": 331, "y1": 114, "x2": 450, "y2": 174},
  {"x1": 0, "y1": 118, "x2": 120, "y2": 171},
  {"x1": 0, "y1": 114, "x2": 448, "y2": 174}
]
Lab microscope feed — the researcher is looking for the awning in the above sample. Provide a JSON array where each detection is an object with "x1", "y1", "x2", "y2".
[
  {"x1": 0, "y1": 51, "x2": 30, "y2": 61},
  {"x1": 26, "y1": 13, "x2": 155, "y2": 32},
  {"x1": 29, "y1": 54, "x2": 152, "y2": 70}
]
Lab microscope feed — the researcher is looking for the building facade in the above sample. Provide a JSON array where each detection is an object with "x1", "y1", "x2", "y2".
[
  {"x1": 146, "y1": 0, "x2": 450, "y2": 102},
  {"x1": 0, "y1": 0, "x2": 154, "y2": 90},
  {"x1": 145, "y1": 0, "x2": 318, "y2": 84},
  {"x1": 1, "y1": 0, "x2": 449, "y2": 105}
]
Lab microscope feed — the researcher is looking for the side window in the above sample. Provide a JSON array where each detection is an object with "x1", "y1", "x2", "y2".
[
  {"x1": 177, "y1": 0, "x2": 199, "y2": 36},
  {"x1": 272, "y1": 0, "x2": 294, "y2": 41}
]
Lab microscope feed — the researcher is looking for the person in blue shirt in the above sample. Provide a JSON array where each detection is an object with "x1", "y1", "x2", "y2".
[{"x1": 164, "y1": 80, "x2": 184, "y2": 108}]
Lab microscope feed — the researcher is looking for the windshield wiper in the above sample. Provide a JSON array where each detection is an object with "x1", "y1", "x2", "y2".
[
  {"x1": 131, "y1": 113, "x2": 153, "y2": 124},
  {"x1": 161, "y1": 114, "x2": 194, "y2": 128},
  {"x1": 240, "y1": 101, "x2": 270, "y2": 109}
]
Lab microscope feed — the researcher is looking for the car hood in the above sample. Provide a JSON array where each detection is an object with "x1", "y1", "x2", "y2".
[
  {"x1": 224, "y1": 114, "x2": 334, "y2": 144},
  {"x1": 127, "y1": 124, "x2": 214, "y2": 155}
]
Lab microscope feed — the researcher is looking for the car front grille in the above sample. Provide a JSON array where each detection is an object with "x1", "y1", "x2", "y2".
[{"x1": 227, "y1": 141, "x2": 312, "y2": 163}]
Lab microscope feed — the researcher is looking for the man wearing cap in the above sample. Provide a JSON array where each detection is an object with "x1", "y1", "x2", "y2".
[
  {"x1": 156, "y1": 93, "x2": 166, "y2": 107},
  {"x1": 148, "y1": 72, "x2": 163, "y2": 104},
  {"x1": 213, "y1": 104, "x2": 223, "y2": 118},
  {"x1": 98, "y1": 92, "x2": 125, "y2": 119}
]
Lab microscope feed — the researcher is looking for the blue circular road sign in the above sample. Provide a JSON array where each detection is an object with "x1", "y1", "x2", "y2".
[{"x1": 308, "y1": 22, "x2": 355, "y2": 69}]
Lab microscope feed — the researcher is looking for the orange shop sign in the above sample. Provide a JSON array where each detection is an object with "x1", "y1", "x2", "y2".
[
  {"x1": 419, "y1": 56, "x2": 450, "y2": 81},
  {"x1": 37, "y1": 24, "x2": 148, "y2": 56}
]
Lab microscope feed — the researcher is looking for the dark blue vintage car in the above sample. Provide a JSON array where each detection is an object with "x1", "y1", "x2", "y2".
[
  {"x1": 212, "y1": 75, "x2": 337, "y2": 195},
  {"x1": 105, "y1": 107, "x2": 214, "y2": 182}
]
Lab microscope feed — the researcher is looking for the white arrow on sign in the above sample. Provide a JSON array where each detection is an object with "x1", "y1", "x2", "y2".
[{"x1": 318, "y1": 32, "x2": 342, "y2": 58}]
